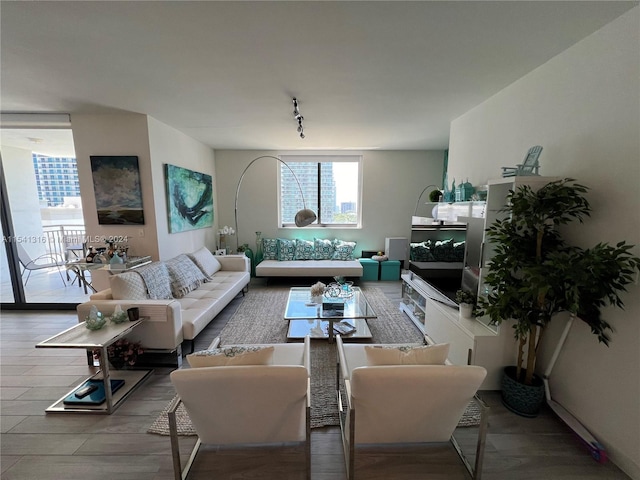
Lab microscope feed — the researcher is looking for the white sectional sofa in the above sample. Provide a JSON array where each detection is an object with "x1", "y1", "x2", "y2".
[
  {"x1": 254, "y1": 237, "x2": 363, "y2": 279},
  {"x1": 76, "y1": 248, "x2": 250, "y2": 362}
]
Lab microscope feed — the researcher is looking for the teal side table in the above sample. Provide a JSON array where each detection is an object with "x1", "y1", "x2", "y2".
[
  {"x1": 380, "y1": 260, "x2": 401, "y2": 281},
  {"x1": 358, "y1": 258, "x2": 379, "y2": 281}
]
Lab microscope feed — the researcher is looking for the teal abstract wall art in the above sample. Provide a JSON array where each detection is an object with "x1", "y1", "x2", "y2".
[
  {"x1": 90, "y1": 156, "x2": 145, "y2": 225},
  {"x1": 165, "y1": 164, "x2": 213, "y2": 233}
]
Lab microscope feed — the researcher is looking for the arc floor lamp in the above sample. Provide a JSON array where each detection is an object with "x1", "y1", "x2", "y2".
[
  {"x1": 234, "y1": 155, "x2": 317, "y2": 251},
  {"x1": 413, "y1": 184, "x2": 441, "y2": 216}
]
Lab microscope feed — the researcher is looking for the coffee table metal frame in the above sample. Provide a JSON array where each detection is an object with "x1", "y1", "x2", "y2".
[
  {"x1": 36, "y1": 318, "x2": 153, "y2": 414},
  {"x1": 284, "y1": 286, "x2": 376, "y2": 342}
]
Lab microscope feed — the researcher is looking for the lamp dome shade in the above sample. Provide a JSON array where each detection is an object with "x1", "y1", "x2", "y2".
[{"x1": 295, "y1": 208, "x2": 317, "y2": 227}]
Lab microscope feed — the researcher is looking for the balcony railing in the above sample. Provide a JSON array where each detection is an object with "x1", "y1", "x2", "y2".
[{"x1": 42, "y1": 225, "x2": 87, "y2": 261}]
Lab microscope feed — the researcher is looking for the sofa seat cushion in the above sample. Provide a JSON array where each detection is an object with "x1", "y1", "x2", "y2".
[
  {"x1": 255, "y1": 260, "x2": 363, "y2": 277},
  {"x1": 176, "y1": 270, "x2": 250, "y2": 341}
]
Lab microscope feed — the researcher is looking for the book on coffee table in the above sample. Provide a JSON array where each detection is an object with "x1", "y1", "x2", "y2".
[{"x1": 333, "y1": 321, "x2": 356, "y2": 336}]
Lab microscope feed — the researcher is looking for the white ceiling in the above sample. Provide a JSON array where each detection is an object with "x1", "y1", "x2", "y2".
[{"x1": 1, "y1": 1, "x2": 636, "y2": 157}]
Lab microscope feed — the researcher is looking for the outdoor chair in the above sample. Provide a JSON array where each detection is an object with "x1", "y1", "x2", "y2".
[
  {"x1": 169, "y1": 335, "x2": 311, "y2": 480},
  {"x1": 336, "y1": 335, "x2": 489, "y2": 480},
  {"x1": 16, "y1": 242, "x2": 67, "y2": 286},
  {"x1": 501, "y1": 145, "x2": 543, "y2": 177}
]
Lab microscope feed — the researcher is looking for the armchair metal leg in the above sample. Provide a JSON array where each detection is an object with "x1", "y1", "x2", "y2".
[
  {"x1": 168, "y1": 395, "x2": 201, "y2": 480},
  {"x1": 450, "y1": 394, "x2": 490, "y2": 480}
]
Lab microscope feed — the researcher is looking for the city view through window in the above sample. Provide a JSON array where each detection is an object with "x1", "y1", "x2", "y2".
[{"x1": 281, "y1": 158, "x2": 360, "y2": 226}]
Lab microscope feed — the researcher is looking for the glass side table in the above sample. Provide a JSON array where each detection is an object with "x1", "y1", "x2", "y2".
[{"x1": 36, "y1": 318, "x2": 153, "y2": 414}]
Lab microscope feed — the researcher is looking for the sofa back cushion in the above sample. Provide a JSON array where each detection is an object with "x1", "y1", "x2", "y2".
[
  {"x1": 136, "y1": 262, "x2": 173, "y2": 300},
  {"x1": 110, "y1": 272, "x2": 149, "y2": 300},
  {"x1": 187, "y1": 345, "x2": 275, "y2": 368},
  {"x1": 294, "y1": 238, "x2": 314, "y2": 260},
  {"x1": 314, "y1": 238, "x2": 335, "y2": 260},
  {"x1": 188, "y1": 247, "x2": 221, "y2": 280},
  {"x1": 262, "y1": 238, "x2": 278, "y2": 260},
  {"x1": 277, "y1": 238, "x2": 296, "y2": 261},
  {"x1": 332, "y1": 239, "x2": 357, "y2": 260},
  {"x1": 364, "y1": 343, "x2": 450, "y2": 365},
  {"x1": 165, "y1": 254, "x2": 207, "y2": 298}
]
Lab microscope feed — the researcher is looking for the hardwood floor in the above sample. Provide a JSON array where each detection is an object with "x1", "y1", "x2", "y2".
[{"x1": 0, "y1": 279, "x2": 631, "y2": 479}]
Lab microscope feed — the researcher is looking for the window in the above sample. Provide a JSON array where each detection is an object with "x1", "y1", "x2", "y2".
[{"x1": 279, "y1": 155, "x2": 361, "y2": 227}]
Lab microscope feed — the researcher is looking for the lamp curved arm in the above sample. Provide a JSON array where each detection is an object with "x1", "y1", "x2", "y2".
[
  {"x1": 413, "y1": 184, "x2": 441, "y2": 216},
  {"x1": 234, "y1": 155, "x2": 317, "y2": 251}
]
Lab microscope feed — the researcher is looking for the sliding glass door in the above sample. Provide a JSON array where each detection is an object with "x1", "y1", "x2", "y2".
[{"x1": 1, "y1": 127, "x2": 91, "y2": 308}]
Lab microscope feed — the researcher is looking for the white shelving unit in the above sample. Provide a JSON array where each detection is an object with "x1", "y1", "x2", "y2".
[
  {"x1": 401, "y1": 176, "x2": 559, "y2": 389},
  {"x1": 400, "y1": 271, "x2": 514, "y2": 390}
]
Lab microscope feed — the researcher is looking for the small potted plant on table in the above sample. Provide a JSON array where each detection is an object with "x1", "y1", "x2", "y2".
[{"x1": 455, "y1": 289, "x2": 476, "y2": 319}]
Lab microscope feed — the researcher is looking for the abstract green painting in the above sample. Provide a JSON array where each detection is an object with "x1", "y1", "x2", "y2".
[{"x1": 164, "y1": 164, "x2": 213, "y2": 233}]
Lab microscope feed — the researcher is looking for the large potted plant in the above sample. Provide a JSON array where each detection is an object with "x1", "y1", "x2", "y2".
[{"x1": 478, "y1": 178, "x2": 639, "y2": 417}]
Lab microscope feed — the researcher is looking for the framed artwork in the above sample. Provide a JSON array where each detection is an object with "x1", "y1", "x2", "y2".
[
  {"x1": 90, "y1": 156, "x2": 145, "y2": 225},
  {"x1": 164, "y1": 164, "x2": 213, "y2": 233}
]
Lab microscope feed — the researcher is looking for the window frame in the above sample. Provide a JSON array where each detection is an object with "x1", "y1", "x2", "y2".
[{"x1": 278, "y1": 154, "x2": 363, "y2": 228}]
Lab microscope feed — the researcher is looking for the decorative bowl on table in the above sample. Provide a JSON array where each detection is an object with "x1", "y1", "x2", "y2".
[
  {"x1": 85, "y1": 306, "x2": 106, "y2": 330},
  {"x1": 109, "y1": 305, "x2": 128, "y2": 324},
  {"x1": 85, "y1": 314, "x2": 106, "y2": 330}
]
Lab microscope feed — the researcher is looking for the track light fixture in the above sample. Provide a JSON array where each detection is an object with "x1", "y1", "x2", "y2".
[{"x1": 292, "y1": 97, "x2": 305, "y2": 139}]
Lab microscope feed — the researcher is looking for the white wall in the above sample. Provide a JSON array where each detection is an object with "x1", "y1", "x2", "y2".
[
  {"x1": 213, "y1": 150, "x2": 445, "y2": 257},
  {"x1": 147, "y1": 117, "x2": 217, "y2": 259},
  {"x1": 448, "y1": 8, "x2": 639, "y2": 478}
]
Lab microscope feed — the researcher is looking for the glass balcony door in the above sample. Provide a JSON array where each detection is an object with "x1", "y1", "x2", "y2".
[{"x1": 1, "y1": 127, "x2": 92, "y2": 308}]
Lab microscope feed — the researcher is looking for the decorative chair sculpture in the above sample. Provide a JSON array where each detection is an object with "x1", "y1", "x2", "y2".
[
  {"x1": 502, "y1": 145, "x2": 543, "y2": 177},
  {"x1": 169, "y1": 336, "x2": 311, "y2": 480},
  {"x1": 336, "y1": 335, "x2": 489, "y2": 480},
  {"x1": 16, "y1": 242, "x2": 67, "y2": 286}
]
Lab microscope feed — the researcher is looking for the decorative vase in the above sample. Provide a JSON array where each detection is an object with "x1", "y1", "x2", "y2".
[
  {"x1": 110, "y1": 252, "x2": 124, "y2": 264},
  {"x1": 501, "y1": 366, "x2": 545, "y2": 417},
  {"x1": 255, "y1": 232, "x2": 263, "y2": 265},
  {"x1": 459, "y1": 303, "x2": 474, "y2": 319},
  {"x1": 244, "y1": 245, "x2": 255, "y2": 277}
]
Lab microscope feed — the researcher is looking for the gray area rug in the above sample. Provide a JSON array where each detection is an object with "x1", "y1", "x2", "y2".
[{"x1": 148, "y1": 286, "x2": 480, "y2": 435}]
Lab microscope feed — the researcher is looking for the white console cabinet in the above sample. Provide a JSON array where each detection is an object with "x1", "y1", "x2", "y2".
[{"x1": 400, "y1": 271, "x2": 515, "y2": 390}]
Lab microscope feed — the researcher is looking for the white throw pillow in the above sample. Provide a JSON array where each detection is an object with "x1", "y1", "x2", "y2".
[
  {"x1": 110, "y1": 272, "x2": 148, "y2": 300},
  {"x1": 187, "y1": 345, "x2": 275, "y2": 368},
  {"x1": 188, "y1": 247, "x2": 221, "y2": 280},
  {"x1": 364, "y1": 343, "x2": 450, "y2": 365}
]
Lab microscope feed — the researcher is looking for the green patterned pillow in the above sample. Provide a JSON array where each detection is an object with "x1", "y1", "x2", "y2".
[
  {"x1": 294, "y1": 239, "x2": 315, "y2": 260},
  {"x1": 432, "y1": 238, "x2": 455, "y2": 261},
  {"x1": 277, "y1": 238, "x2": 296, "y2": 261},
  {"x1": 332, "y1": 239, "x2": 357, "y2": 260},
  {"x1": 314, "y1": 238, "x2": 334, "y2": 260},
  {"x1": 262, "y1": 238, "x2": 278, "y2": 260}
]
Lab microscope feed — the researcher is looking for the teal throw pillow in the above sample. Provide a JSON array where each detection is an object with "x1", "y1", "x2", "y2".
[
  {"x1": 294, "y1": 239, "x2": 314, "y2": 260},
  {"x1": 262, "y1": 238, "x2": 278, "y2": 260},
  {"x1": 277, "y1": 238, "x2": 296, "y2": 261},
  {"x1": 332, "y1": 239, "x2": 357, "y2": 260},
  {"x1": 314, "y1": 238, "x2": 334, "y2": 260}
]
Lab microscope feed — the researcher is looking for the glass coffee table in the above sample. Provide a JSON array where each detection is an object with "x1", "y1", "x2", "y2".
[{"x1": 285, "y1": 286, "x2": 376, "y2": 342}]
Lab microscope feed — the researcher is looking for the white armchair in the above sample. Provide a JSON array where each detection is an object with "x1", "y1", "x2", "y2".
[
  {"x1": 169, "y1": 336, "x2": 311, "y2": 480},
  {"x1": 336, "y1": 335, "x2": 489, "y2": 480}
]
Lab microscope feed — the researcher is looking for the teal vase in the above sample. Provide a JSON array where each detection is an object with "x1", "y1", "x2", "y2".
[
  {"x1": 244, "y1": 246, "x2": 255, "y2": 277},
  {"x1": 255, "y1": 232, "x2": 264, "y2": 266}
]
